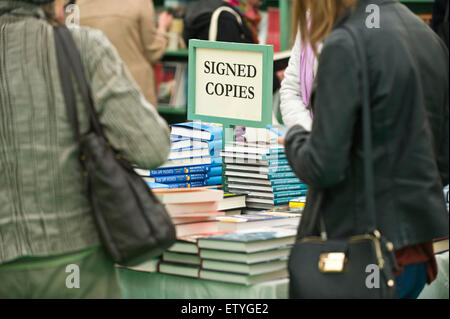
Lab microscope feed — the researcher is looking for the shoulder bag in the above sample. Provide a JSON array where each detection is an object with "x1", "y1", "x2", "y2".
[
  {"x1": 288, "y1": 25, "x2": 399, "y2": 299},
  {"x1": 53, "y1": 26, "x2": 176, "y2": 267}
]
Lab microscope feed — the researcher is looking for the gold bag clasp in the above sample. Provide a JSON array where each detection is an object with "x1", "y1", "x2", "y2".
[{"x1": 318, "y1": 252, "x2": 346, "y2": 273}]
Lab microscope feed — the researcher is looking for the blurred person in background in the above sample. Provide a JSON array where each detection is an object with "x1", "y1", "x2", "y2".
[
  {"x1": 280, "y1": 18, "x2": 321, "y2": 131},
  {"x1": 283, "y1": 0, "x2": 449, "y2": 299},
  {"x1": 0, "y1": 0, "x2": 171, "y2": 298},
  {"x1": 183, "y1": 0, "x2": 279, "y2": 141},
  {"x1": 78, "y1": 0, "x2": 173, "y2": 107}
]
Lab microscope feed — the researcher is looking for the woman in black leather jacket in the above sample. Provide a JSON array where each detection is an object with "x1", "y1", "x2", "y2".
[{"x1": 283, "y1": 0, "x2": 449, "y2": 299}]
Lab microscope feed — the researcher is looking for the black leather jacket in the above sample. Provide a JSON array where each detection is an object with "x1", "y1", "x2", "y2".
[{"x1": 285, "y1": 0, "x2": 449, "y2": 250}]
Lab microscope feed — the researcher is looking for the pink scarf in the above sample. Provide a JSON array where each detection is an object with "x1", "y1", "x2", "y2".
[{"x1": 300, "y1": 39, "x2": 315, "y2": 118}]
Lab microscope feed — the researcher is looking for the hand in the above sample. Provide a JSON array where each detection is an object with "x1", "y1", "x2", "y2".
[
  {"x1": 158, "y1": 11, "x2": 173, "y2": 32},
  {"x1": 278, "y1": 136, "x2": 286, "y2": 146}
]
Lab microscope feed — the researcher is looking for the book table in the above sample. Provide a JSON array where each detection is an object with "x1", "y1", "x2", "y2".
[
  {"x1": 117, "y1": 268, "x2": 289, "y2": 299},
  {"x1": 117, "y1": 251, "x2": 448, "y2": 299}
]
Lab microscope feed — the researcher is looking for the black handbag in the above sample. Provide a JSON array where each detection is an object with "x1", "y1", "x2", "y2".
[
  {"x1": 53, "y1": 26, "x2": 176, "y2": 267},
  {"x1": 288, "y1": 26, "x2": 399, "y2": 299}
]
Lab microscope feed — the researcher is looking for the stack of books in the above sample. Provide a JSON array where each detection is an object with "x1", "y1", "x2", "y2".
[
  {"x1": 159, "y1": 225, "x2": 297, "y2": 285},
  {"x1": 221, "y1": 142, "x2": 308, "y2": 210},
  {"x1": 215, "y1": 209, "x2": 301, "y2": 232},
  {"x1": 153, "y1": 188, "x2": 224, "y2": 237},
  {"x1": 136, "y1": 122, "x2": 223, "y2": 189}
]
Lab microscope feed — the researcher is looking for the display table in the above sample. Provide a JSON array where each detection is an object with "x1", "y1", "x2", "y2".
[
  {"x1": 418, "y1": 251, "x2": 449, "y2": 299},
  {"x1": 117, "y1": 252, "x2": 448, "y2": 299},
  {"x1": 117, "y1": 268, "x2": 289, "y2": 299}
]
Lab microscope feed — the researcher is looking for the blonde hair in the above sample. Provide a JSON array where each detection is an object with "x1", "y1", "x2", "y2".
[{"x1": 292, "y1": 0, "x2": 357, "y2": 55}]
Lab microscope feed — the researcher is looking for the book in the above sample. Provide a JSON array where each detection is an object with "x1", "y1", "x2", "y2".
[
  {"x1": 168, "y1": 231, "x2": 233, "y2": 254},
  {"x1": 226, "y1": 176, "x2": 301, "y2": 186},
  {"x1": 171, "y1": 138, "x2": 222, "y2": 153},
  {"x1": 116, "y1": 257, "x2": 160, "y2": 273},
  {"x1": 224, "y1": 144, "x2": 284, "y2": 155},
  {"x1": 227, "y1": 182, "x2": 307, "y2": 193},
  {"x1": 168, "y1": 148, "x2": 212, "y2": 160},
  {"x1": 216, "y1": 213, "x2": 300, "y2": 231},
  {"x1": 175, "y1": 220, "x2": 219, "y2": 237},
  {"x1": 220, "y1": 151, "x2": 286, "y2": 161},
  {"x1": 228, "y1": 189, "x2": 308, "y2": 200},
  {"x1": 201, "y1": 258, "x2": 288, "y2": 276},
  {"x1": 217, "y1": 193, "x2": 247, "y2": 211},
  {"x1": 158, "y1": 262, "x2": 200, "y2": 278},
  {"x1": 158, "y1": 156, "x2": 222, "y2": 169},
  {"x1": 157, "y1": 63, "x2": 177, "y2": 105},
  {"x1": 145, "y1": 173, "x2": 208, "y2": 184},
  {"x1": 172, "y1": 216, "x2": 221, "y2": 225},
  {"x1": 165, "y1": 201, "x2": 219, "y2": 216},
  {"x1": 199, "y1": 246, "x2": 291, "y2": 264},
  {"x1": 246, "y1": 196, "x2": 299, "y2": 206},
  {"x1": 225, "y1": 164, "x2": 293, "y2": 174},
  {"x1": 289, "y1": 197, "x2": 307, "y2": 209},
  {"x1": 433, "y1": 237, "x2": 449, "y2": 254},
  {"x1": 153, "y1": 188, "x2": 224, "y2": 204},
  {"x1": 225, "y1": 170, "x2": 297, "y2": 180},
  {"x1": 200, "y1": 268, "x2": 288, "y2": 285},
  {"x1": 223, "y1": 156, "x2": 289, "y2": 167},
  {"x1": 147, "y1": 178, "x2": 222, "y2": 189},
  {"x1": 147, "y1": 165, "x2": 222, "y2": 177},
  {"x1": 162, "y1": 251, "x2": 201, "y2": 266},
  {"x1": 171, "y1": 122, "x2": 223, "y2": 141},
  {"x1": 197, "y1": 227, "x2": 297, "y2": 253}
]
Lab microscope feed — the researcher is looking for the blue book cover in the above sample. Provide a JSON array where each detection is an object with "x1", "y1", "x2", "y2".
[
  {"x1": 272, "y1": 189, "x2": 308, "y2": 199},
  {"x1": 150, "y1": 164, "x2": 220, "y2": 177},
  {"x1": 171, "y1": 122, "x2": 223, "y2": 141},
  {"x1": 267, "y1": 165, "x2": 292, "y2": 174},
  {"x1": 272, "y1": 184, "x2": 308, "y2": 192},
  {"x1": 269, "y1": 178, "x2": 302, "y2": 186},
  {"x1": 152, "y1": 174, "x2": 206, "y2": 183},
  {"x1": 262, "y1": 153, "x2": 287, "y2": 160},
  {"x1": 207, "y1": 166, "x2": 223, "y2": 177},
  {"x1": 161, "y1": 156, "x2": 223, "y2": 168},
  {"x1": 268, "y1": 172, "x2": 297, "y2": 180},
  {"x1": 268, "y1": 159, "x2": 289, "y2": 166}
]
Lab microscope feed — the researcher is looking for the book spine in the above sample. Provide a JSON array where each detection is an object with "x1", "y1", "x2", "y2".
[
  {"x1": 269, "y1": 148, "x2": 285, "y2": 155},
  {"x1": 272, "y1": 184, "x2": 308, "y2": 192},
  {"x1": 268, "y1": 165, "x2": 293, "y2": 174},
  {"x1": 273, "y1": 189, "x2": 308, "y2": 199},
  {"x1": 154, "y1": 174, "x2": 206, "y2": 183},
  {"x1": 270, "y1": 178, "x2": 302, "y2": 186},
  {"x1": 274, "y1": 197, "x2": 297, "y2": 205},
  {"x1": 150, "y1": 165, "x2": 212, "y2": 176},
  {"x1": 207, "y1": 166, "x2": 223, "y2": 177},
  {"x1": 268, "y1": 159, "x2": 289, "y2": 166},
  {"x1": 262, "y1": 153, "x2": 287, "y2": 160},
  {"x1": 204, "y1": 176, "x2": 222, "y2": 186},
  {"x1": 268, "y1": 172, "x2": 297, "y2": 179}
]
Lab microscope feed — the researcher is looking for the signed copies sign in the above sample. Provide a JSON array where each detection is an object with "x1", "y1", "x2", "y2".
[{"x1": 188, "y1": 40, "x2": 273, "y2": 128}]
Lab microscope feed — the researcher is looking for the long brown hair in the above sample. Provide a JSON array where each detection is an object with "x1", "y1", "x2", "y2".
[{"x1": 292, "y1": 0, "x2": 357, "y2": 55}]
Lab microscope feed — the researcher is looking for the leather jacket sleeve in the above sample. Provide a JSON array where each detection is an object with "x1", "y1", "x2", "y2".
[{"x1": 285, "y1": 30, "x2": 361, "y2": 189}]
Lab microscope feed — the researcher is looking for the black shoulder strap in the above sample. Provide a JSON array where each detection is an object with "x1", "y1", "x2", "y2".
[
  {"x1": 343, "y1": 25, "x2": 377, "y2": 234},
  {"x1": 53, "y1": 26, "x2": 104, "y2": 138}
]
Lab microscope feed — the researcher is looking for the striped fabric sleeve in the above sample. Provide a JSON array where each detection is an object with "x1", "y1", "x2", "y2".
[{"x1": 75, "y1": 28, "x2": 171, "y2": 169}]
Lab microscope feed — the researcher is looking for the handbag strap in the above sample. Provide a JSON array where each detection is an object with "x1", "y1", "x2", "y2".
[
  {"x1": 343, "y1": 25, "x2": 377, "y2": 234},
  {"x1": 209, "y1": 6, "x2": 243, "y2": 41},
  {"x1": 53, "y1": 26, "x2": 104, "y2": 140},
  {"x1": 315, "y1": 25, "x2": 377, "y2": 238}
]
